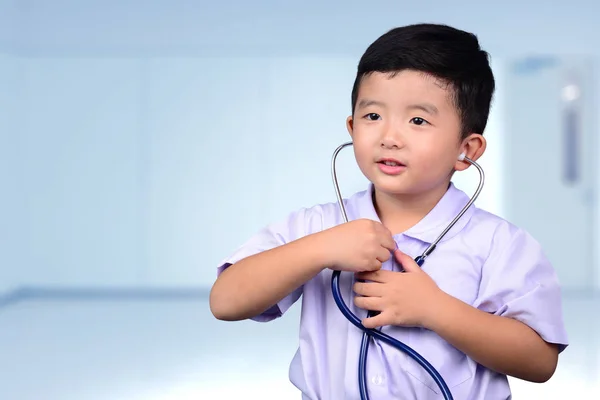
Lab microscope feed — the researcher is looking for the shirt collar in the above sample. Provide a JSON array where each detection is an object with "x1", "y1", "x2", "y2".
[{"x1": 351, "y1": 182, "x2": 475, "y2": 244}]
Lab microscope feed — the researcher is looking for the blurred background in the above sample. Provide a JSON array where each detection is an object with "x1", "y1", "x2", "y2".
[{"x1": 0, "y1": 0, "x2": 599, "y2": 398}]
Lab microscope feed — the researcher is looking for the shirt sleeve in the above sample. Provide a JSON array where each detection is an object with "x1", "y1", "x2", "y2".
[
  {"x1": 473, "y1": 227, "x2": 569, "y2": 353},
  {"x1": 216, "y1": 207, "x2": 312, "y2": 322}
]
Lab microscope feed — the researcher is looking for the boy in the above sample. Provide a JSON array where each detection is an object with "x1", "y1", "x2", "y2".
[{"x1": 210, "y1": 23, "x2": 569, "y2": 399}]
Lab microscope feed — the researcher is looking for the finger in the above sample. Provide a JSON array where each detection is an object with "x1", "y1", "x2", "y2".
[
  {"x1": 354, "y1": 295, "x2": 383, "y2": 311},
  {"x1": 367, "y1": 259, "x2": 382, "y2": 272},
  {"x1": 361, "y1": 312, "x2": 390, "y2": 329},
  {"x1": 356, "y1": 269, "x2": 392, "y2": 283},
  {"x1": 381, "y1": 233, "x2": 397, "y2": 252},
  {"x1": 373, "y1": 223, "x2": 397, "y2": 251},
  {"x1": 395, "y1": 250, "x2": 420, "y2": 273},
  {"x1": 373, "y1": 221, "x2": 390, "y2": 234},
  {"x1": 376, "y1": 247, "x2": 391, "y2": 263},
  {"x1": 353, "y1": 281, "x2": 383, "y2": 297}
]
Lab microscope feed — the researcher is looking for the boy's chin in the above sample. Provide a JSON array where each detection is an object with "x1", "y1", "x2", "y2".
[
  {"x1": 373, "y1": 177, "x2": 451, "y2": 199},
  {"x1": 372, "y1": 180, "x2": 414, "y2": 196}
]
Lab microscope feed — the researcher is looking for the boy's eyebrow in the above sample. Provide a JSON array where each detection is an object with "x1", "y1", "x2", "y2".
[
  {"x1": 357, "y1": 99, "x2": 439, "y2": 115},
  {"x1": 407, "y1": 103, "x2": 439, "y2": 115},
  {"x1": 356, "y1": 99, "x2": 386, "y2": 109}
]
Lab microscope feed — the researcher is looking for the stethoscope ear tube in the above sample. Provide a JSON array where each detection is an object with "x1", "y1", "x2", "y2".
[{"x1": 330, "y1": 141, "x2": 484, "y2": 400}]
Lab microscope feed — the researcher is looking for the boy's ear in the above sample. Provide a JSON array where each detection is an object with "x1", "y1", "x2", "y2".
[
  {"x1": 455, "y1": 133, "x2": 487, "y2": 172},
  {"x1": 346, "y1": 115, "x2": 354, "y2": 138}
]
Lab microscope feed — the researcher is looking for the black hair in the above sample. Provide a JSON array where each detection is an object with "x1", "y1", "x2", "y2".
[{"x1": 351, "y1": 23, "x2": 495, "y2": 137}]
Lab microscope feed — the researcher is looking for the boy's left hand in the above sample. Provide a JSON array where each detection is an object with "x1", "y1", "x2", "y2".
[{"x1": 353, "y1": 249, "x2": 446, "y2": 330}]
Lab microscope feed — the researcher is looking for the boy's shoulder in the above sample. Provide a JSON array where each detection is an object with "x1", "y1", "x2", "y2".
[
  {"x1": 470, "y1": 205, "x2": 520, "y2": 235},
  {"x1": 470, "y1": 205, "x2": 533, "y2": 238},
  {"x1": 277, "y1": 187, "x2": 373, "y2": 229},
  {"x1": 280, "y1": 185, "x2": 543, "y2": 256},
  {"x1": 466, "y1": 205, "x2": 548, "y2": 266}
]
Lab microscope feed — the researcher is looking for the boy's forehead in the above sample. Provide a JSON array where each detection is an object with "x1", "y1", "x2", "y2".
[
  {"x1": 357, "y1": 71, "x2": 454, "y2": 106},
  {"x1": 361, "y1": 70, "x2": 450, "y2": 91}
]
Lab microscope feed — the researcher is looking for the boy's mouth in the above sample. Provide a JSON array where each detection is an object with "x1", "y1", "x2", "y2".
[
  {"x1": 377, "y1": 158, "x2": 405, "y2": 167},
  {"x1": 376, "y1": 158, "x2": 406, "y2": 175}
]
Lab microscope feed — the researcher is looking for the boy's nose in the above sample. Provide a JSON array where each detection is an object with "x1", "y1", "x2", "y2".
[{"x1": 380, "y1": 130, "x2": 404, "y2": 149}]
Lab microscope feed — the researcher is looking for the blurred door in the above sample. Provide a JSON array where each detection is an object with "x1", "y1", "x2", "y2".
[{"x1": 503, "y1": 56, "x2": 597, "y2": 291}]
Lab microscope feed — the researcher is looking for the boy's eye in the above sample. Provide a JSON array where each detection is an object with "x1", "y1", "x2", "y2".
[
  {"x1": 410, "y1": 117, "x2": 429, "y2": 126},
  {"x1": 364, "y1": 113, "x2": 381, "y2": 121}
]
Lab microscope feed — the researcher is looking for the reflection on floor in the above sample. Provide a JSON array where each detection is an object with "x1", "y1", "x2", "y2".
[{"x1": 0, "y1": 292, "x2": 597, "y2": 399}]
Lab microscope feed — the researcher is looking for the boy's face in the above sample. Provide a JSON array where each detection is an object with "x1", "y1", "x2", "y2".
[{"x1": 346, "y1": 70, "x2": 482, "y2": 198}]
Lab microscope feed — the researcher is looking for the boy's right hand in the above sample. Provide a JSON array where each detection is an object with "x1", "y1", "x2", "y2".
[{"x1": 322, "y1": 219, "x2": 397, "y2": 272}]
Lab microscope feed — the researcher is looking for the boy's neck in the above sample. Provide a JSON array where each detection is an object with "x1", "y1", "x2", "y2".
[{"x1": 372, "y1": 182, "x2": 451, "y2": 236}]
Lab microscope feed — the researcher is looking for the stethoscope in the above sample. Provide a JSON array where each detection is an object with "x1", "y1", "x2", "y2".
[{"x1": 330, "y1": 141, "x2": 485, "y2": 400}]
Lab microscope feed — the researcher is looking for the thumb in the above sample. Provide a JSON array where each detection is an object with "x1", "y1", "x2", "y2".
[{"x1": 394, "y1": 249, "x2": 420, "y2": 272}]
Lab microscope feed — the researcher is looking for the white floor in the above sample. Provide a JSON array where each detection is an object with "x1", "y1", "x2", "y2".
[{"x1": 0, "y1": 293, "x2": 598, "y2": 399}]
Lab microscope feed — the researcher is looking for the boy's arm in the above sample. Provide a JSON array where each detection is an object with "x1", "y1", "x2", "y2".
[
  {"x1": 427, "y1": 228, "x2": 566, "y2": 383},
  {"x1": 428, "y1": 294, "x2": 559, "y2": 383},
  {"x1": 210, "y1": 231, "x2": 329, "y2": 321},
  {"x1": 356, "y1": 230, "x2": 567, "y2": 383}
]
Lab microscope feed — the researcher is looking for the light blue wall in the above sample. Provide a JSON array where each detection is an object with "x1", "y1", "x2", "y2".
[
  {"x1": 0, "y1": 53, "x2": 20, "y2": 294},
  {"x1": 16, "y1": 58, "x2": 143, "y2": 288},
  {"x1": 1, "y1": 1, "x2": 600, "y2": 294},
  {"x1": 0, "y1": 1, "x2": 16, "y2": 53},
  {"x1": 1, "y1": 55, "x2": 371, "y2": 291},
  {"x1": 0, "y1": 1, "x2": 598, "y2": 57}
]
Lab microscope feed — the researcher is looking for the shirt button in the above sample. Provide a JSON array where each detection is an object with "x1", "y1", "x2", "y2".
[{"x1": 371, "y1": 375, "x2": 384, "y2": 385}]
